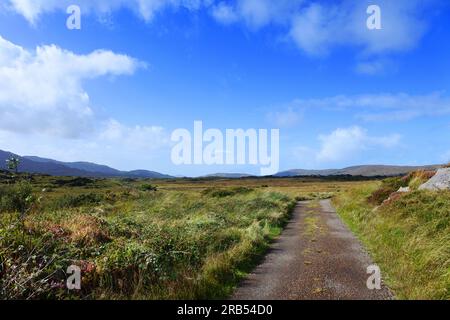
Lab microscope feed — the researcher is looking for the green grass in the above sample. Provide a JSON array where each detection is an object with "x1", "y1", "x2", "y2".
[
  {"x1": 1, "y1": 173, "x2": 352, "y2": 300},
  {"x1": 0, "y1": 178, "x2": 296, "y2": 299},
  {"x1": 333, "y1": 181, "x2": 450, "y2": 299}
]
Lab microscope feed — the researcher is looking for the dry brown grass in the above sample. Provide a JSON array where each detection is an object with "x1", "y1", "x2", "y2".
[
  {"x1": 406, "y1": 170, "x2": 436, "y2": 190},
  {"x1": 62, "y1": 214, "x2": 110, "y2": 244},
  {"x1": 26, "y1": 213, "x2": 110, "y2": 244}
]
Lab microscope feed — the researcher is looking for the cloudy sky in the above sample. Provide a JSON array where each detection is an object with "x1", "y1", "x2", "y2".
[{"x1": 0, "y1": 0, "x2": 449, "y2": 176}]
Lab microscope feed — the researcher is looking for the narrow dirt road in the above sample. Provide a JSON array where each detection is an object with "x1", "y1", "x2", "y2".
[{"x1": 232, "y1": 200, "x2": 393, "y2": 300}]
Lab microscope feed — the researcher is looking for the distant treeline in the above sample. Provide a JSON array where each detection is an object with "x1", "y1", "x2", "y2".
[
  {"x1": 0, "y1": 170, "x2": 394, "y2": 183},
  {"x1": 178, "y1": 174, "x2": 391, "y2": 183}
]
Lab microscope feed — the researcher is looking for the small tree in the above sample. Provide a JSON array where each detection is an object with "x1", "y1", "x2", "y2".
[{"x1": 6, "y1": 157, "x2": 20, "y2": 174}]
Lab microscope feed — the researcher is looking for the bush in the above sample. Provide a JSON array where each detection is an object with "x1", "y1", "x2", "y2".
[
  {"x1": 0, "y1": 181, "x2": 34, "y2": 213},
  {"x1": 53, "y1": 177, "x2": 94, "y2": 187},
  {"x1": 367, "y1": 171, "x2": 437, "y2": 206},
  {"x1": 140, "y1": 184, "x2": 158, "y2": 192},
  {"x1": 50, "y1": 193, "x2": 103, "y2": 209},
  {"x1": 1, "y1": 181, "x2": 296, "y2": 299},
  {"x1": 202, "y1": 187, "x2": 254, "y2": 198},
  {"x1": 367, "y1": 177, "x2": 406, "y2": 205},
  {"x1": 295, "y1": 192, "x2": 334, "y2": 202}
]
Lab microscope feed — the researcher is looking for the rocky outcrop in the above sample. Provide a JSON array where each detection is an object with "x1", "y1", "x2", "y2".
[{"x1": 418, "y1": 168, "x2": 450, "y2": 191}]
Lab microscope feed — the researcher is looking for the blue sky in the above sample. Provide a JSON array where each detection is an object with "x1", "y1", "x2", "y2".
[{"x1": 0, "y1": 0, "x2": 449, "y2": 176}]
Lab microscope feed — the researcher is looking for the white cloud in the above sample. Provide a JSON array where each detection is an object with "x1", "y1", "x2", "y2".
[
  {"x1": 267, "y1": 107, "x2": 302, "y2": 128},
  {"x1": 277, "y1": 92, "x2": 450, "y2": 122},
  {"x1": 0, "y1": 35, "x2": 140, "y2": 138},
  {"x1": 0, "y1": 121, "x2": 170, "y2": 170},
  {"x1": 5, "y1": 0, "x2": 204, "y2": 24},
  {"x1": 6, "y1": 0, "x2": 304, "y2": 27},
  {"x1": 5, "y1": 0, "x2": 438, "y2": 61},
  {"x1": 289, "y1": 0, "x2": 431, "y2": 56},
  {"x1": 236, "y1": 0, "x2": 284, "y2": 29},
  {"x1": 314, "y1": 126, "x2": 401, "y2": 163},
  {"x1": 210, "y1": 0, "x2": 436, "y2": 57},
  {"x1": 349, "y1": 93, "x2": 450, "y2": 121},
  {"x1": 289, "y1": 3, "x2": 334, "y2": 56},
  {"x1": 99, "y1": 119, "x2": 169, "y2": 151},
  {"x1": 317, "y1": 127, "x2": 367, "y2": 162},
  {"x1": 0, "y1": 35, "x2": 170, "y2": 170},
  {"x1": 213, "y1": 0, "x2": 304, "y2": 29},
  {"x1": 211, "y1": 2, "x2": 238, "y2": 25}
]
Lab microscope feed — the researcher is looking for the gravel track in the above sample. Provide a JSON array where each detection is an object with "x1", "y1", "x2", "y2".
[{"x1": 232, "y1": 200, "x2": 393, "y2": 300}]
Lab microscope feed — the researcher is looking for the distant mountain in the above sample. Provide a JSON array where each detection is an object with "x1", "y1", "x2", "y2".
[
  {"x1": 126, "y1": 170, "x2": 173, "y2": 179},
  {"x1": 24, "y1": 156, "x2": 122, "y2": 175},
  {"x1": 0, "y1": 150, "x2": 173, "y2": 179},
  {"x1": 1, "y1": 149, "x2": 442, "y2": 179},
  {"x1": 276, "y1": 165, "x2": 441, "y2": 177},
  {"x1": 1, "y1": 150, "x2": 93, "y2": 176}
]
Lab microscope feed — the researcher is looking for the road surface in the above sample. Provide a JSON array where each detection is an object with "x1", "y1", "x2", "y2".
[{"x1": 232, "y1": 200, "x2": 393, "y2": 300}]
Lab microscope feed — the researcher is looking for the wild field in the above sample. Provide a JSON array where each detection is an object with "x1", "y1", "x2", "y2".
[
  {"x1": 1, "y1": 172, "x2": 448, "y2": 300},
  {"x1": 0, "y1": 173, "x2": 357, "y2": 300},
  {"x1": 333, "y1": 171, "x2": 450, "y2": 300}
]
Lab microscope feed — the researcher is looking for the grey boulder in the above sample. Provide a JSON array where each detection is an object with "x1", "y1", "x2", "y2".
[
  {"x1": 398, "y1": 187, "x2": 410, "y2": 193},
  {"x1": 418, "y1": 168, "x2": 450, "y2": 191}
]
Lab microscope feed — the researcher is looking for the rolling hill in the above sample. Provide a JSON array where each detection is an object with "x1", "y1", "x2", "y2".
[
  {"x1": 276, "y1": 165, "x2": 441, "y2": 177},
  {"x1": 0, "y1": 150, "x2": 173, "y2": 179},
  {"x1": 1, "y1": 149, "x2": 442, "y2": 179}
]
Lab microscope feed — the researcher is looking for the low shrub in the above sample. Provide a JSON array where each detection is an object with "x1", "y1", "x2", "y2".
[
  {"x1": 53, "y1": 177, "x2": 94, "y2": 187},
  {"x1": 1, "y1": 183, "x2": 295, "y2": 300},
  {"x1": 202, "y1": 187, "x2": 254, "y2": 198},
  {"x1": 296, "y1": 192, "x2": 334, "y2": 201},
  {"x1": 0, "y1": 222, "x2": 69, "y2": 299},
  {"x1": 140, "y1": 184, "x2": 158, "y2": 192},
  {"x1": 50, "y1": 193, "x2": 103, "y2": 209},
  {"x1": 0, "y1": 181, "x2": 34, "y2": 213},
  {"x1": 367, "y1": 176, "x2": 407, "y2": 205},
  {"x1": 367, "y1": 170, "x2": 437, "y2": 205}
]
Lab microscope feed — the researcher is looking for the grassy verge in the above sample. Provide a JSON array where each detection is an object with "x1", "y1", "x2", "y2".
[
  {"x1": 1, "y1": 181, "x2": 296, "y2": 300},
  {"x1": 333, "y1": 181, "x2": 450, "y2": 299}
]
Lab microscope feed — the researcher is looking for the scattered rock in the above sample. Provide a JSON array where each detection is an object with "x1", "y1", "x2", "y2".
[
  {"x1": 418, "y1": 168, "x2": 450, "y2": 191},
  {"x1": 382, "y1": 192, "x2": 404, "y2": 205},
  {"x1": 398, "y1": 187, "x2": 410, "y2": 193}
]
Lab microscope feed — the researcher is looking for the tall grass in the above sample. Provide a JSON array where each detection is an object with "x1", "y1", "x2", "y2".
[
  {"x1": 333, "y1": 182, "x2": 449, "y2": 299},
  {"x1": 0, "y1": 183, "x2": 296, "y2": 299}
]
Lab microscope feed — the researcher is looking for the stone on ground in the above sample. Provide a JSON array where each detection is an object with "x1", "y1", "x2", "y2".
[{"x1": 418, "y1": 168, "x2": 450, "y2": 191}]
